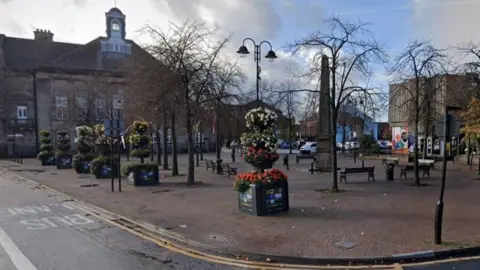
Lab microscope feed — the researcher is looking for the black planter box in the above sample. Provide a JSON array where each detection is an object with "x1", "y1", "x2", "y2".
[
  {"x1": 94, "y1": 165, "x2": 119, "y2": 179},
  {"x1": 238, "y1": 181, "x2": 289, "y2": 216},
  {"x1": 74, "y1": 161, "x2": 91, "y2": 174},
  {"x1": 127, "y1": 167, "x2": 159, "y2": 186},
  {"x1": 41, "y1": 156, "x2": 56, "y2": 166},
  {"x1": 56, "y1": 155, "x2": 73, "y2": 169}
]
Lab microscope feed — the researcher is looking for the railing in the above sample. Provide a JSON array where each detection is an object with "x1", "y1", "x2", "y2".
[
  {"x1": 7, "y1": 118, "x2": 36, "y2": 131},
  {"x1": 7, "y1": 153, "x2": 23, "y2": 164}
]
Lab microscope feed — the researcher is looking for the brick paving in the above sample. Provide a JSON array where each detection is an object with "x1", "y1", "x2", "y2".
[{"x1": 1, "y1": 152, "x2": 480, "y2": 258}]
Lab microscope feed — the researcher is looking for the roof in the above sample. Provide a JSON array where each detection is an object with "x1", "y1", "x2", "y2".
[{"x1": 1, "y1": 34, "x2": 150, "y2": 74}]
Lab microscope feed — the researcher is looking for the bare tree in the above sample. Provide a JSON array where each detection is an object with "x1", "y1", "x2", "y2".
[
  {"x1": 288, "y1": 16, "x2": 386, "y2": 191},
  {"x1": 389, "y1": 40, "x2": 449, "y2": 186},
  {"x1": 142, "y1": 20, "x2": 231, "y2": 185}
]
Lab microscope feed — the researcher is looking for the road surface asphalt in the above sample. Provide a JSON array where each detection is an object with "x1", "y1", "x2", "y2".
[{"x1": 0, "y1": 174, "x2": 242, "y2": 270}]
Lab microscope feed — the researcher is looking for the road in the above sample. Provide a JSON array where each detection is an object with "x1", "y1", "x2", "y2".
[{"x1": 0, "y1": 174, "x2": 242, "y2": 270}]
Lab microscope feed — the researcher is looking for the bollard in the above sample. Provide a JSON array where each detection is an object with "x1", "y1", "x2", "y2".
[
  {"x1": 216, "y1": 158, "x2": 223, "y2": 174},
  {"x1": 310, "y1": 161, "x2": 314, "y2": 174},
  {"x1": 283, "y1": 155, "x2": 289, "y2": 170}
]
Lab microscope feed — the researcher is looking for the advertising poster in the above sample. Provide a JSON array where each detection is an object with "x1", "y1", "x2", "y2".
[{"x1": 392, "y1": 126, "x2": 409, "y2": 154}]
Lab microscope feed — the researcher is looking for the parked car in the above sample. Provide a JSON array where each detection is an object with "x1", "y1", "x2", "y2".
[{"x1": 300, "y1": 142, "x2": 317, "y2": 155}]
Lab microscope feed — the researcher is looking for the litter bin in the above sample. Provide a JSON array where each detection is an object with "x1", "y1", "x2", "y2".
[
  {"x1": 386, "y1": 163, "x2": 395, "y2": 181},
  {"x1": 283, "y1": 155, "x2": 289, "y2": 170}
]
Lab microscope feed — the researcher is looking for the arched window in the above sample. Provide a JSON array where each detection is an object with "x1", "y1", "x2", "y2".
[{"x1": 111, "y1": 20, "x2": 120, "y2": 32}]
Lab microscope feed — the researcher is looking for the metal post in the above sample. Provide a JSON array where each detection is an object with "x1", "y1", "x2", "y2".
[
  {"x1": 435, "y1": 106, "x2": 458, "y2": 244},
  {"x1": 32, "y1": 71, "x2": 40, "y2": 153},
  {"x1": 117, "y1": 132, "x2": 121, "y2": 192},
  {"x1": 288, "y1": 90, "x2": 293, "y2": 154},
  {"x1": 150, "y1": 127, "x2": 154, "y2": 162},
  {"x1": 200, "y1": 133, "x2": 204, "y2": 161},
  {"x1": 156, "y1": 128, "x2": 161, "y2": 166},
  {"x1": 196, "y1": 133, "x2": 199, "y2": 167},
  {"x1": 110, "y1": 121, "x2": 114, "y2": 192}
]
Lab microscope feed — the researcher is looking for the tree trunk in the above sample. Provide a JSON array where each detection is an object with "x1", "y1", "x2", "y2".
[
  {"x1": 162, "y1": 118, "x2": 169, "y2": 170},
  {"x1": 341, "y1": 121, "x2": 346, "y2": 154},
  {"x1": 414, "y1": 120, "x2": 420, "y2": 186},
  {"x1": 171, "y1": 112, "x2": 179, "y2": 176},
  {"x1": 186, "y1": 110, "x2": 195, "y2": 185}
]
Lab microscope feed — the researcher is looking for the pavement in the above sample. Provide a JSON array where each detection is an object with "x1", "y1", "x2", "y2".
[
  {"x1": 0, "y1": 172, "x2": 242, "y2": 270},
  {"x1": 1, "y1": 151, "x2": 480, "y2": 269}
]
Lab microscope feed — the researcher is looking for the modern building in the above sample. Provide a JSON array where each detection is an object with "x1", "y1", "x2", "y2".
[
  {"x1": 388, "y1": 73, "x2": 476, "y2": 153},
  {"x1": 0, "y1": 7, "x2": 154, "y2": 157}
]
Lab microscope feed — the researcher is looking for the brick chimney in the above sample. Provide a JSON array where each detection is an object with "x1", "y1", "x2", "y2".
[{"x1": 33, "y1": 29, "x2": 54, "y2": 42}]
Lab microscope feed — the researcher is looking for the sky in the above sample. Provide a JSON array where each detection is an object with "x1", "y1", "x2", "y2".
[{"x1": 2, "y1": 0, "x2": 480, "y2": 122}]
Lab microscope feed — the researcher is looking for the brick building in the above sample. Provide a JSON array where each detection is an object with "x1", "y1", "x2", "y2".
[{"x1": 0, "y1": 7, "x2": 153, "y2": 157}]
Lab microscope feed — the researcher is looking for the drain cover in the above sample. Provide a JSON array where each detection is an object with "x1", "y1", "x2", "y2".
[{"x1": 334, "y1": 240, "x2": 356, "y2": 249}]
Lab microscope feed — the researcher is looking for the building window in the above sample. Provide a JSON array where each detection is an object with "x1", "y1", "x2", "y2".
[
  {"x1": 112, "y1": 95, "x2": 123, "y2": 119},
  {"x1": 108, "y1": 43, "x2": 113, "y2": 51},
  {"x1": 120, "y1": 45, "x2": 125, "y2": 52},
  {"x1": 95, "y1": 99, "x2": 106, "y2": 121},
  {"x1": 112, "y1": 20, "x2": 120, "y2": 32},
  {"x1": 55, "y1": 96, "x2": 68, "y2": 120},
  {"x1": 101, "y1": 43, "x2": 108, "y2": 52},
  {"x1": 76, "y1": 97, "x2": 87, "y2": 120},
  {"x1": 115, "y1": 44, "x2": 119, "y2": 52},
  {"x1": 126, "y1": 45, "x2": 131, "y2": 54},
  {"x1": 17, "y1": 105, "x2": 28, "y2": 119}
]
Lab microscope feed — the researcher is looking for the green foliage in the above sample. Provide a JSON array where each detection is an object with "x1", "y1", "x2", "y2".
[
  {"x1": 37, "y1": 130, "x2": 54, "y2": 160},
  {"x1": 121, "y1": 163, "x2": 158, "y2": 176},
  {"x1": 358, "y1": 134, "x2": 380, "y2": 152},
  {"x1": 56, "y1": 131, "x2": 71, "y2": 157},
  {"x1": 91, "y1": 156, "x2": 119, "y2": 177},
  {"x1": 128, "y1": 120, "x2": 151, "y2": 162},
  {"x1": 75, "y1": 125, "x2": 94, "y2": 155}
]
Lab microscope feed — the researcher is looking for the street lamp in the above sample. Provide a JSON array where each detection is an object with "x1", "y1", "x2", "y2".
[
  {"x1": 237, "y1": 38, "x2": 278, "y2": 108},
  {"x1": 434, "y1": 105, "x2": 461, "y2": 244}
]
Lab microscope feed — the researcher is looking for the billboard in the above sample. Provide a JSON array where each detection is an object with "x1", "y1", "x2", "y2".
[{"x1": 392, "y1": 126, "x2": 411, "y2": 154}]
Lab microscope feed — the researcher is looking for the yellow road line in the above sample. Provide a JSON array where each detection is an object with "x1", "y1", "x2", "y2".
[{"x1": 67, "y1": 201, "x2": 396, "y2": 270}]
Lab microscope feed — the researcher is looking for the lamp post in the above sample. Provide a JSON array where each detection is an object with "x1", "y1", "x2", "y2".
[
  {"x1": 434, "y1": 105, "x2": 461, "y2": 244},
  {"x1": 237, "y1": 38, "x2": 278, "y2": 108},
  {"x1": 348, "y1": 98, "x2": 363, "y2": 163}
]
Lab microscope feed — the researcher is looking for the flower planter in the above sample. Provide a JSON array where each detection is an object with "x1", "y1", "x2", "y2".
[
  {"x1": 252, "y1": 160, "x2": 274, "y2": 171},
  {"x1": 94, "y1": 165, "x2": 118, "y2": 179},
  {"x1": 238, "y1": 180, "x2": 289, "y2": 216},
  {"x1": 127, "y1": 166, "x2": 159, "y2": 186},
  {"x1": 74, "y1": 161, "x2": 91, "y2": 174},
  {"x1": 41, "y1": 156, "x2": 56, "y2": 166},
  {"x1": 56, "y1": 155, "x2": 72, "y2": 169}
]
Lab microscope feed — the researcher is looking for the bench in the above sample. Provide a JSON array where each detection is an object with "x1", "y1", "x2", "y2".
[
  {"x1": 399, "y1": 165, "x2": 431, "y2": 179},
  {"x1": 221, "y1": 163, "x2": 238, "y2": 178},
  {"x1": 296, "y1": 155, "x2": 316, "y2": 164},
  {"x1": 382, "y1": 156, "x2": 400, "y2": 166},
  {"x1": 418, "y1": 159, "x2": 435, "y2": 170},
  {"x1": 205, "y1": 160, "x2": 215, "y2": 172},
  {"x1": 339, "y1": 166, "x2": 375, "y2": 183}
]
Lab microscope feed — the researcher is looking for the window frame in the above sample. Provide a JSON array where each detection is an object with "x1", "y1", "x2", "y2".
[
  {"x1": 55, "y1": 96, "x2": 68, "y2": 120},
  {"x1": 16, "y1": 105, "x2": 28, "y2": 120}
]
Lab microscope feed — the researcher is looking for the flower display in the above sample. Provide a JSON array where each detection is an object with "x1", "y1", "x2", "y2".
[
  {"x1": 243, "y1": 146, "x2": 279, "y2": 164},
  {"x1": 234, "y1": 169, "x2": 288, "y2": 193},
  {"x1": 245, "y1": 107, "x2": 277, "y2": 132}
]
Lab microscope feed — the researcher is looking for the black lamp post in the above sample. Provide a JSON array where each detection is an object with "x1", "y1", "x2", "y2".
[
  {"x1": 237, "y1": 38, "x2": 277, "y2": 108},
  {"x1": 434, "y1": 105, "x2": 461, "y2": 244}
]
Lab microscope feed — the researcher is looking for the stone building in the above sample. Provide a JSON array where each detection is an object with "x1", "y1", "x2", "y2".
[{"x1": 0, "y1": 7, "x2": 153, "y2": 157}]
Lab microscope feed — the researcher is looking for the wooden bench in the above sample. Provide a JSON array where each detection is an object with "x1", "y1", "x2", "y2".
[
  {"x1": 382, "y1": 156, "x2": 400, "y2": 166},
  {"x1": 339, "y1": 166, "x2": 375, "y2": 183},
  {"x1": 205, "y1": 160, "x2": 215, "y2": 172},
  {"x1": 296, "y1": 155, "x2": 316, "y2": 164},
  {"x1": 221, "y1": 163, "x2": 238, "y2": 178},
  {"x1": 399, "y1": 164, "x2": 431, "y2": 179}
]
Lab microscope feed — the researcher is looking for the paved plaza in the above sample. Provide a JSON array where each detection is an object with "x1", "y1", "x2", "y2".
[{"x1": 1, "y1": 152, "x2": 479, "y2": 258}]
